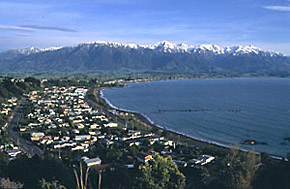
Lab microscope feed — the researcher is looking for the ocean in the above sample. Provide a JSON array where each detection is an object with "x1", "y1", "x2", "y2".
[{"x1": 102, "y1": 78, "x2": 290, "y2": 158}]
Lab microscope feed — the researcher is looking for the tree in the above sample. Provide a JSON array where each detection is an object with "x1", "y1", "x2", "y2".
[
  {"x1": 224, "y1": 146, "x2": 261, "y2": 189},
  {"x1": 201, "y1": 146, "x2": 261, "y2": 189},
  {"x1": 0, "y1": 177, "x2": 24, "y2": 189},
  {"x1": 0, "y1": 152, "x2": 9, "y2": 176},
  {"x1": 134, "y1": 153, "x2": 186, "y2": 189},
  {"x1": 39, "y1": 178, "x2": 66, "y2": 189}
]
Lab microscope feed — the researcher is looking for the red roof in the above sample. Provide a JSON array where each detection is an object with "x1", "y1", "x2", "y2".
[{"x1": 95, "y1": 163, "x2": 111, "y2": 171}]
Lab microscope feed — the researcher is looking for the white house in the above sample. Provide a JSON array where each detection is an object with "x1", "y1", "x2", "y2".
[
  {"x1": 104, "y1": 122, "x2": 118, "y2": 128},
  {"x1": 84, "y1": 157, "x2": 102, "y2": 167}
]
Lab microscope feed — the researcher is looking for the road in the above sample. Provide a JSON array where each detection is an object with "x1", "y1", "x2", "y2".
[{"x1": 7, "y1": 98, "x2": 44, "y2": 157}]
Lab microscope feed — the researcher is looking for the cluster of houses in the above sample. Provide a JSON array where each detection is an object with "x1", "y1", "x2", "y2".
[
  {"x1": 103, "y1": 78, "x2": 154, "y2": 85},
  {"x1": 20, "y1": 87, "x2": 176, "y2": 156},
  {"x1": 0, "y1": 97, "x2": 18, "y2": 116},
  {"x1": 20, "y1": 87, "x2": 118, "y2": 153},
  {"x1": 3, "y1": 85, "x2": 216, "y2": 170},
  {"x1": 0, "y1": 142, "x2": 22, "y2": 161}
]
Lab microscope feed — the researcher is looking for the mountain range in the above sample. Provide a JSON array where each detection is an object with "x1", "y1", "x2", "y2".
[{"x1": 0, "y1": 41, "x2": 289, "y2": 77}]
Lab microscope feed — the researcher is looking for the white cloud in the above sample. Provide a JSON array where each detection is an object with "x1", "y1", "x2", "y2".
[
  {"x1": 263, "y1": 6, "x2": 290, "y2": 12},
  {"x1": 0, "y1": 25, "x2": 33, "y2": 32},
  {"x1": 0, "y1": 24, "x2": 77, "y2": 33},
  {"x1": 20, "y1": 25, "x2": 78, "y2": 32}
]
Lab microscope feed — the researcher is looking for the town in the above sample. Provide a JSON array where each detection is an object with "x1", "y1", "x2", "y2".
[
  {"x1": 0, "y1": 78, "x2": 289, "y2": 189},
  {"x1": 3, "y1": 85, "x2": 215, "y2": 168}
]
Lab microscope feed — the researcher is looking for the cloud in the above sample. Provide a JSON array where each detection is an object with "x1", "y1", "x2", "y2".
[
  {"x1": 20, "y1": 25, "x2": 78, "y2": 32},
  {"x1": 0, "y1": 25, "x2": 33, "y2": 32},
  {"x1": 263, "y1": 5, "x2": 290, "y2": 12},
  {"x1": 0, "y1": 24, "x2": 78, "y2": 33}
]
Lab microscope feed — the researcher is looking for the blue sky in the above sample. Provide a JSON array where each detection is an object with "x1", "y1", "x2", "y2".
[{"x1": 1, "y1": 0, "x2": 290, "y2": 54}]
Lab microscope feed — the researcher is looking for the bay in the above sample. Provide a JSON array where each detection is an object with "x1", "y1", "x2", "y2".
[{"x1": 102, "y1": 78, "x2": 290, "y2": 158}]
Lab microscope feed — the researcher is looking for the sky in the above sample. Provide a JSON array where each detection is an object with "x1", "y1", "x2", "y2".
[{"x1": 1, "y1": 0, "x2": 290, "y2": 55}]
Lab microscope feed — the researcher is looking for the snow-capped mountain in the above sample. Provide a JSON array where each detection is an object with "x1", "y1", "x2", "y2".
[
  {"x1": 0, "y1": 40, "x2": 289, "y2": 76},
  {"x1": 17, "y1": 46, "x2": 41, "y2": 55},
  {"x1": 0, "y1": 46, "x2": 63, "y2": 60},
  {"x1": 77, "y1": 40, "x2": 282, "y2": 56},
  {"x1": 2, "y1": 41, "x2": 282, "y2": 57},
  {"x1": 0, "y1": 46, "x2": 40, "y2": 58},
  {"x1": 140, "y1": 41, "x2": 192, "y2": 53},
  {"x1": 192, "y1": 44, "x2": 225, "y2": 55},
  {"x1": 40, "y1": 46, "x2": 63, "y2": 52}
]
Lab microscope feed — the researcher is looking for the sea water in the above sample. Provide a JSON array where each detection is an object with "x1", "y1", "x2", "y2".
[{"x1": 102, "y1": 78, "x2": 290, "y2": 157}]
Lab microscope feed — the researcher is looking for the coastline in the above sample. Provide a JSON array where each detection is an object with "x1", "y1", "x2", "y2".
[
  {"x1": 98, "y1": 87, "x2": 233, "y2": 155},
  {"x1": 97, "y1": 80, "x2": 289, "y2": 160}
]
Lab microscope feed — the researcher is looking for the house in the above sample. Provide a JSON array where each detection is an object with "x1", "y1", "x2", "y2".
[
  {"x1": 1, "y1": 109, "x2": 9, "y2": 115},
  {"x1": 76, "y1": 123, "x2": 85, "y2": 129},
  {"x1": 6, "y1": 149, "x2": 21, "y2": 157},
  {"x1": 97, "y1": 135, "x2": 105, "y2": 139},
  {"x1": 84, "y1": 157, "x2": 102, "y2": 167},
  {"x1": 47, "y1": 124, "x2": 57, "y2": 129},
  {"x1": 89, "y1": 131, "x2": 97, "y2": 135},
  {"x1": 173, "y1": 160, "x2": 188, "y2": 167},
  {"x1": 19, "y1": 126, "x2": 27, "y2": 132},
  {"x1": 75, "y1": 135, "x2": 91, "y2": 141},
  {"x1": 163, "y1": 140, "x2": 174, "y2": 146},
  {"x1": 31, "y1": 132, "x2": 45, "y2": 138},
  {"x1": 28, "y1": 123, "x2": 40, "y2": 128},
  {"x1": 125, "y1": 164, "x2": 134, "y2": 168},
  {"x1": 189, "y1": 155, "x2": 215, "y2": 166},
  {"x1": 124, "y1": 155, "x2": 135, "y2": 168},
  {"x1": 104, "y1": 122, "x2": 118, "y2": 128},
  {"x1": 90, "y1": 123, "x2": 99, "y2": 129},
  {"x1": 72, "y1": 129, "x2": 80, "y2": 134},
  {"x1": 72, "y1": 146, "x2": 84, "y2": 151},
  {"x1": 27, "y1": 113, "x2": 34, "y2": 119},
  {"x1": 128, "y1": 141, "x2": 142, "y2": 146},
  {"x1": 137, "y1": 154, "x2": 153, "y2": 163}
]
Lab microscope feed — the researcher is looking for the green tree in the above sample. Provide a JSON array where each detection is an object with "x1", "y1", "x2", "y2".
[
  {"x1": 201, "y1": 146, "x2": 261, "y2": 189},
  {"x1": 0, "y1": 177, "x2": 24, "y2": 189},
  {"x1": 224, "y1": 146, "x2": 261, "y2": 189},
  {"x1": 39, "y1": 178, "x2": 66, "y2": 189},
  {"x1": 0, "y1": 152, "x2": 9, "y2": 177},
  {"x1": 134, "y1": 153, "x2": 186, "y2": 189}
]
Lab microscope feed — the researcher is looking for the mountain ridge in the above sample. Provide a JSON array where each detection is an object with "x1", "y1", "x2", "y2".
[
  {"x1": 0, "y1": 41, "x2": 289, "y2": 77},
  {"x1": 1, "y1": 41, "x2": 283, "y2": 56}
]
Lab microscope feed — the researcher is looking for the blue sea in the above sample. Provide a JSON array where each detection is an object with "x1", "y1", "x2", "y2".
[{"x1": 102, "y1": 78, "x2": 290, "y2": 158}]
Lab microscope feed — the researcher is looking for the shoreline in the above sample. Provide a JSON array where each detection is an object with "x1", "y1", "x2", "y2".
[
  {"x1": 97, "y1": 80, "x2": 288, "y2": 160},
  {"x1": 100, "y1": 89, "x2": 228, "y2": 146}
]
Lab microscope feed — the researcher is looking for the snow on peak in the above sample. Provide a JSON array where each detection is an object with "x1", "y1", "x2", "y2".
[
  {"x1": 225, "y1": 45, "x2": 283, "y2": 56},
  {"x1": 40, "y1": 46, "x2": 63, "y2": 52},
  {"x1": 18, "y1": 46, "x2": 40, "y2": 55},
  {"x1": 141, "y1": 41, "x2": 190, "y2": 53},
  {"x1": 85, "y1": 41, "x2": 139, "y2": 49},
  {"x1": 154, "y1": 41, "x2": 179, "y2": 52},
  {"x1": 193, "y1": 44, "x2": 224, "y2": 54},
  {"x1": 11, "y1": 46, "x2": 63, "y2": 55},
  {"x1": 78, "y1": 40, "x2": 285, "y2": 56},
  {"x1": 232, "y1": 45, "x2": 262, "y2": 55},
  {"x1": 177, "y1": 43, "x2": 188, "y2": 49},
  {"x1": 157, "y1": 40, "x2": 176, "y2": 48}
]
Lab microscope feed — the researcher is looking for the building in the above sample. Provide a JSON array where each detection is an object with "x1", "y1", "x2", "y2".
[
  {"x1": 104, "y1": 122, "x2": 118, "y2": 128},
  {"x1": 6, "y1": 149, "x2": 21, "y2": 157},
  {"x1": 137, "y1": 154, "x2": 153, "y2": 163},
  {"x1": 84, "y1": 157, "x2": 102, "y2": 167},
  {"x1": 189, "y1": 155, "x2": 215, "y2": 166}
]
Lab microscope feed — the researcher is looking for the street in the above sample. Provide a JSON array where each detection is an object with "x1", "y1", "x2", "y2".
[{"x1": 7, "y1": 98, "x2": 44, "y2": 157}]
